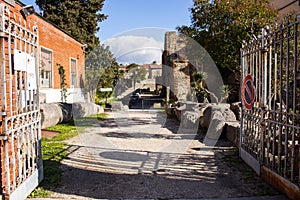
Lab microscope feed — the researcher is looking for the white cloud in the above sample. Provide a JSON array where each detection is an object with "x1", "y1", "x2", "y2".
[{"x1": 104, "y1": 35, "x2": 163, "y2": 64}]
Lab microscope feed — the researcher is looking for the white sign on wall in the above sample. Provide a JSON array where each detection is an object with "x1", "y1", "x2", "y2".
[
  {"x1": 14, "y1": 50, "x2": 37, "y2": 90},
  {"x1": 27, "y1": 54, "x2": 37, "y2": 90},
  {"x1": 14, "y1": 49, "x2": 27, "y2": 71}
]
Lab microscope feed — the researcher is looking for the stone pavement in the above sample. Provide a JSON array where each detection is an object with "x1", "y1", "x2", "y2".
[{"x1": 30, "y1": 110, "x2": 289, "y2": 199}]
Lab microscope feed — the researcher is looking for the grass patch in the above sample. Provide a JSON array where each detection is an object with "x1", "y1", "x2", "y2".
[
  {"x1": 29, "y1": 140, "x2": 68, "y2": 198},
  {"x1": 88, "y1": 113, "x2": 108, "y2": 119},
  {"x1": 47, "y1": 121, "x2": 78, "y2": 141},
  {"x1": 73, "y1": 113, "x2": 109, "y2": 128},
  {"x1": 29, "y1": 113, "x2": 108, "y2": 198}
]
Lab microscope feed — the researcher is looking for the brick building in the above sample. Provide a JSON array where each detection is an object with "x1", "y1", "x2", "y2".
[
  {"x1": 33, "y1": 5, "x2": 85, "y2": 103},
  {"x1": 2, "y1": 0, "x2": 86, "y2": 104},
  {"x1": 36, "y1": 12, "x2": 85, "y2": 103},
  {"x1": 142, "y1": 63, "x2": 162, "y2": 80},
  {"x1": 0, "y1": 0, "x2": 85, "y2": 199},
  {"x1": 7, "y1": 0, "x2": 86, "y2": 104}
]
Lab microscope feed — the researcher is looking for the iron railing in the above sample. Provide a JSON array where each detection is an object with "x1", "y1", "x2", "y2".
[{"x1": 241, "y1": 15, "x2": 300, "y2": 185}]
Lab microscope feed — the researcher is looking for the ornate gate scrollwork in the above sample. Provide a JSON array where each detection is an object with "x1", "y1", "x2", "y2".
[{"x1": 0, "y1": 3, "x2": 43, "y2": 200}]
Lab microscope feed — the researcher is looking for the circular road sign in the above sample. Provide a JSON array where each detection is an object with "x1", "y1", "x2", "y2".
[{"x1": 242, "y1": 75, "x2": 255, "y2": 110}]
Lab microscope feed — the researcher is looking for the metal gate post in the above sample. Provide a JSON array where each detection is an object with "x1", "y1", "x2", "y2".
[
  {"x1": 240, "y1": 44, "x2": 245, "y2": 156},
  {"x1": 260, "y1": 27, "x2": 268, "y2": 164},
  {"x1": 0, "y1": 29, "x2": 11, "y2": 197}
]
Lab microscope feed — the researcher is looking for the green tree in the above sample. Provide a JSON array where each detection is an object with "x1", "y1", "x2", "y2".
[
  {"x1": 96, "y1": 60, "x2": 123, "y2": 101},
  {"x1": 191, "y1": 71, "x2": 207, "y2": 102},
  {"x1": 35, "y1": 0, "x2": 107, "y2": 52},
  {"x1": 126, "y1": 64, "x2": 147, "y2": 90},
  {"x1": 85, "y1": 44, "x2": 121, "y2": 102},
  {"x1": 178, "y1": 0, "x2": 278, "y2": 101}
]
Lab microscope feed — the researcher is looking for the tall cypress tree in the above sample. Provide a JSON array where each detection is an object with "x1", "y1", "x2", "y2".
[{"x1": 35, "y1": 0, "x2": 107, "y2": 51}]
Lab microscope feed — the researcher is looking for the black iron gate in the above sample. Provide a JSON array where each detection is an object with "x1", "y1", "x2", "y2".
[{"x1": 241, "y1": 15, "x2": 300, "y2": 197}]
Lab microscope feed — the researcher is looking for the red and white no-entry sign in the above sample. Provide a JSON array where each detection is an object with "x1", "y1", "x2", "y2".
[{"x1": 241, "y1": 75, "x2": 255, "y2": 110}]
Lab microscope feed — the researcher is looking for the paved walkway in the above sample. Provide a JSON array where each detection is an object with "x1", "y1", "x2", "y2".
[{"x1": 39, "y1": 110, "x2": 288, "y2": 199}]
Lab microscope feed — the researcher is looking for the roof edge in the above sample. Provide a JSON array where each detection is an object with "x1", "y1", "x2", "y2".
[{"x1": 16, "y1": 0, "x2": 84, "y2": 46}]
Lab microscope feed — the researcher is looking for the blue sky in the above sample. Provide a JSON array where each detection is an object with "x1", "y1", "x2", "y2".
[
  {"x1": 21, "y1": 0, "x2": 194, "y2": 64},
  {"x1": 98, "y1": 0, "x2": 193, "y2": 41},
  {"x1": 21, "y1": 0, "x2": 193, "y2": 41}
]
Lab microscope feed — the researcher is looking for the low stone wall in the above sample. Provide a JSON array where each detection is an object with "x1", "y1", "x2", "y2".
[
  {"x1": 40, "y1": 102, "x2": 104, "y2": 129},
  {"x1": 167, "y1": 102, "x2": 241, "y2": 147}
]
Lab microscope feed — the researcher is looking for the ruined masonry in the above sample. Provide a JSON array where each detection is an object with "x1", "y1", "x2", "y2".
[{"x1": 162, "y1": 31, "x2": 191, "y2": 101}]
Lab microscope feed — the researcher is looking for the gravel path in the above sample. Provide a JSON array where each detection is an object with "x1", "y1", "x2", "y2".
[{"x1": 40, "y1": 110, "x2": 284, "y2": 199}]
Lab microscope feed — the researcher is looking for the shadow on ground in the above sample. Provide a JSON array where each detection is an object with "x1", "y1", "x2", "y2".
[
  {"x1": 41, "y1": 111, "x2": 283, "y2": 199},
  {"x1": 51, "y1": 141, "x2": 280, "y2": 198}
]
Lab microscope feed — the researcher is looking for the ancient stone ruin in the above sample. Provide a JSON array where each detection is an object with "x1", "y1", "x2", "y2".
[
  {"x1": 162, "y1": 31, "x2": 191, "y2": 101},
  {"x1": 162, "y1": 31, "x2": 241, "y2": 147}
]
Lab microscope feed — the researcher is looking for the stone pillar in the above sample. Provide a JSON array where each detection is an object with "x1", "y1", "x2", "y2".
[
  {"x1": 172, "y1": 60, "x2": 190, "y2": 101},
  {"x1": 164, "y1": 31, "x2": 178, "y2": 54},
  {"x1": 162, "y1": 31, "x2": 190, "y2": 101}
]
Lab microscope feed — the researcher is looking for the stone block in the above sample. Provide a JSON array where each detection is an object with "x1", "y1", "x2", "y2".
[
  {"x1": 111, "y1": 101, "x2": 123, "y2": 111},
  {"x1": 185, "y1": 101, "x2": 199, "y2": 110},
  {"x1": 123, "y1": 105, "x2": 129, "y2": 111},
  {"x1": 40, "y1": 102, "x2": 103, "y2": 129},
  {"x1": 203, "y1": 110, "x2": 225, "y2": 146},
  {"x1": 72, "y1": 103, "x2": 103, "y2": 118},
  {"x1": 200, "y1": 103, "x2": 236, "y2": 128},
  {"x1": 181, "y1": 110, "x2": 200, "y2": 130},
  {"x1": 40, "y1": 103, "x2": 63, "y2": 129},
  {"x1": 224, "y1": 121, "x2": 240, "y2": 147}
]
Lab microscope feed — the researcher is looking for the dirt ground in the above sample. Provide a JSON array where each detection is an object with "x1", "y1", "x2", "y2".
[{"x1": 39, "y1": 110, "x2": 284, "y2": 199}]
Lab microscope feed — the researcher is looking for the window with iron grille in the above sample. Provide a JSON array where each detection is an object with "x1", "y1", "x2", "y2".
[{"x1": 70, "y1": 58, "x2": 77, "y2": 88}]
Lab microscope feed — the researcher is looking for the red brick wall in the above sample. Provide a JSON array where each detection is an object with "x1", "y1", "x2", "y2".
[
  {"x1": 34, "y1": 15, "x2": 85, "y2": 89},
  {"x1": 0, "y1": 0, "x2": 85, "y2": 90}
]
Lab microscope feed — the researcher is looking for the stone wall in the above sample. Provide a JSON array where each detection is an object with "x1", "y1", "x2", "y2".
[{"x1": 167, "y1": 102, "x2": 241, "y2": 147}]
